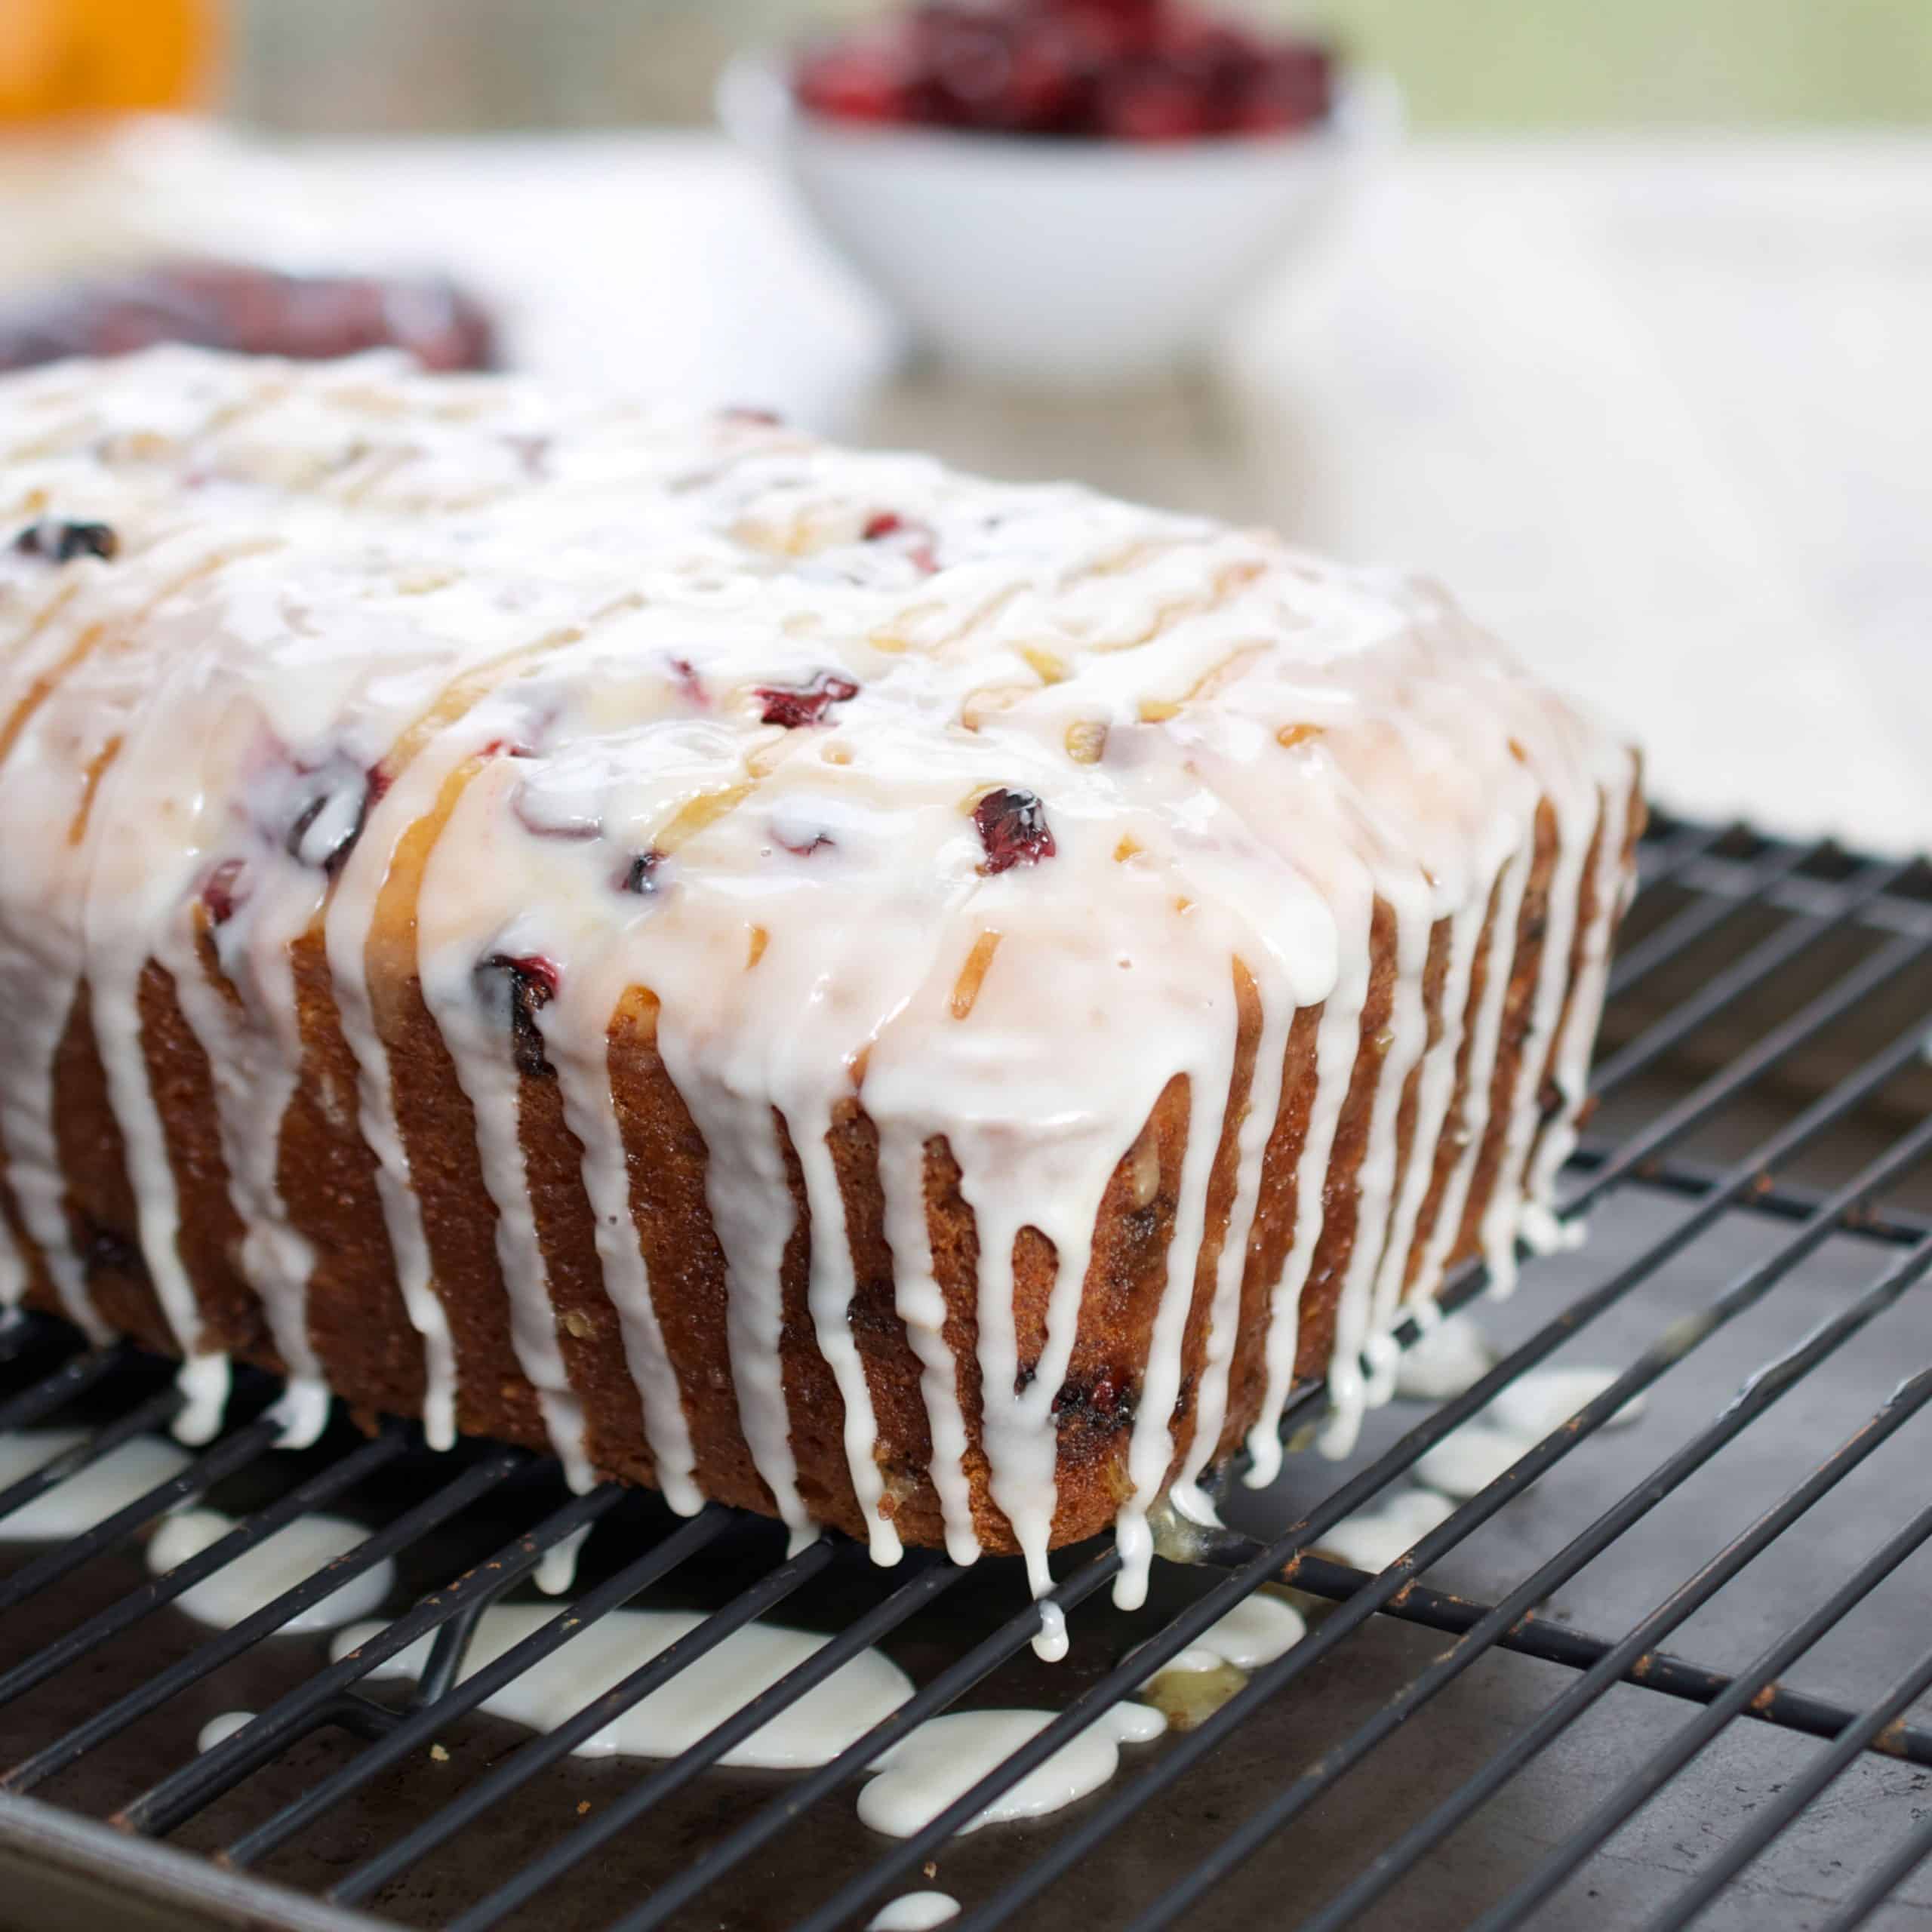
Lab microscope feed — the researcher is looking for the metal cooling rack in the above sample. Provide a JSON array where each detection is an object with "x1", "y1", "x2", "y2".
[{"x1": 1, "y1": 812, "x2": 1930, "y2": 1931}]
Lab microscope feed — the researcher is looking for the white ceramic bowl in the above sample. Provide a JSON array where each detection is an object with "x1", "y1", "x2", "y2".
[{"x1": 718, "y1": 51, "x2": 1396, "y2": 391}]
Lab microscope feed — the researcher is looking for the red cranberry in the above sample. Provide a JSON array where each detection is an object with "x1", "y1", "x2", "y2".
[
  {"x1": 200, "y1": 858, "x2": 247, "y2": 927},
  {"x1": 795, "y1": 37, "x2": 911, "y2": 122},
  {"x1": 1048, "y1": 0, "x2": 1162, "y2": 63},
  {"x1": 1235, "y1": 42, "x2": 1334, "y2": 133},
  {"x1": 756, "y1": 672, "x2": 860, "y2": 729},
  {"x1": 14, "y1": 519, "x2": 117, "y2": 563},
  {"x1": 860, "y1": 512, "x2": 939, "y2": 572},
  {"x1": 669, "y1": 656, "x2": 708, "y2": 708},
  {"x1": 1052, "y1": 1366, "x2": 1133, "y2": 1425},
  {"x1": 1003, "y1": 21, "x2": 1086, "y2": 130},
  {"x1": 476, "y1": 953, "x2": 560, "y2": 1079},
  {"x1": 974, "y1": 787, "x2": 1057, "y2": 873},
  {"x1": 776, "y1": 826, "x2": 835, "y2": 857},
  {"x1": 789, "y1": 2, "x2": 1332, "y2": 141},
  {"x1": 1096, "y1": 63, "x2": 1209, "y2": 141}
]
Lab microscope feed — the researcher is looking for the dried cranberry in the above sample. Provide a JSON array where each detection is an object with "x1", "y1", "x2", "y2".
[
  {"x1": 1052, "y1": 1366, "x2": 1134, "y2": 1427},
  {"x1": 669, "y1": 657, "x2": 707, "y2": 708},
  {"x1": 721, "y1": 405, "x2": 783, "y2": 426},
  {"x1": 14, "y1": 519, "x2": 117, "y2": 563},
  {"x1": 1003, "y1": 20, "x2": 1088, "y2": 131},
  {"x1": 1096, "y1": 63, "x2": 1208, "y2": 140},
  {"x1": 777, "y1": 826, "x2": 835, "y2": 857},
  {"x1": 617, "y1": 849, "x2": 666, "y2": 894},
  {"x1": 974, "y1": 787, "x2": 1057, "y2": 873},
  {"x1": 795, "y1": 38, "x2": 910, "y2": 122},
  {"x1": 789, "y1": 2, "x2": 1331, "y2": 141},
  {"x1": 476, "y1": 952, "x2": 560, "y2": 1079},
  {"x1": 860, "y1": 512, "x2": 939, "y2": 572},
  {"x1": 1235, "y1": 42, "x2": 1333, "y2": 133},
  {"x1": 756, "y1": 672, "x2": 860, "y2": 729},
  {"x1": 200, "y1": 858, "x2": 247, "y2": 927}
]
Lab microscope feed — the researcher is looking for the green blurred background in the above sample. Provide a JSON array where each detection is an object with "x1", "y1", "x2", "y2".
[{"x1": 232, "y1": 0, "x2": 1932, "y2": 134}]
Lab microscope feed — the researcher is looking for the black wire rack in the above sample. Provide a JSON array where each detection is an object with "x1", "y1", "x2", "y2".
[{"x1": 2, "y1": 812, "x2": 1931, "y2": 1932}]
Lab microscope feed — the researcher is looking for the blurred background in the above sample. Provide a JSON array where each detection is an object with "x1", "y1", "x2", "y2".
[
  {"x1": 230, "y1": 1, "x2": 1932, "y2": 133},
  {"x1": 1, "y1": 0, "x2": 1927, "y2": 848}
]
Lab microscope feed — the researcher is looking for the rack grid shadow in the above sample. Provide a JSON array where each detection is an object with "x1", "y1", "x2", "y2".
[{"x1": 0, "y1": 811, "x2": 1929, "y2": 1932}]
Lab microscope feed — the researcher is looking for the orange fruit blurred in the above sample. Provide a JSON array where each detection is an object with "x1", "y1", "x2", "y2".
[{"x1": 0, "y1": 0, "x2": 222, "y2": 123}]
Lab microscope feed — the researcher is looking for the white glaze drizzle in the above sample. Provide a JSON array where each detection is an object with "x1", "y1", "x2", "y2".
[
  {"x1": 1476, "y1": 786, "x2": 1600, "y2": 1295},
  {"x1": 544, "y1": 949, "x2": 703, "y2": 1517},
  {"x1": 858, "y1": 1703, "x2": 1165, "y2": 1838},
  {"x1": 1524, "y1": 779, "x2": 1635, "y2": 1228},
  {"x1": 1487, "y1": 1364, "x2": 1647, "y2": 1440},
  {"x1": 418, "y1": 768, "x2": 595, "y2": 1490},
  {"x1": 869, "y1": 1894, "x2": 959, "y2": 1930},
  {"x1": 197, "y1": 1710, "x2": 255, "y2": 1755},
  {"x1": 323, "y1": 711, "x2": 494, "y2": 1454},
  {"x1": 1411, "y1": 1365, "x2": 1647, "y2": 1498},
  {"x1": 1241, "y1": 934, "x2": 1364, "y2": 1491},
  {"x1": 1314, "y1": 1486, "x2": 1457, "y2": 1574},
  {"x1": 875, "y1": 1112, "x2": 981, "y2": 1567},
  {"x1": 1138, "y1": 1589, "x2": 1306, "y2": 1681},
  {"x1": 534, "y1": 1520, "x2": 592, "y2": 1598},
  {"x1": 336, "y1": 1601, "x2": 913, "y2": 1767},
  {"x1": 1407, "y1": 841, "x2": 1535, "y2": 1306},
  {"x1": 0, "y1": 1429, "x2": 190, "y2": 1535},
  {"x1": 1360, "y1": 888, "x2": 1487, "y2": 1400},
  {"x1": 146, "y1": 1505, "x2": 396, "y2": 1631},
  {"x1": 1392, "y1": 1309, "x2": 1495, "y2": 1401},
  {"x1": 1168, "y1": 967, "x2": 1294, "y2": 1518},
  {"x1": 790, "y1": 1091, "x2": 904, "y2": 1565},
  {"x1": 0, "y1": 349, "x2": 1636, "y2": 1607},
  {"x1": 0, "y1": 527, "x2": 217, "y2": 1348},
  {"x1": 1315, "y1": 862, "x2": 1435, "y2": 1461}
]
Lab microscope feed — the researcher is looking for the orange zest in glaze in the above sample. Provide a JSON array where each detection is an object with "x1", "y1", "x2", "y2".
[
  {"x1": 67, "y1": 732, "x2": 121, "y2": 845},
  {"x1": 1064, "y1": 718, "x2": 1107, "y2": 764},
  {"x1": 949, "y1": 929, "x2": 1003, "y2": 1020}
]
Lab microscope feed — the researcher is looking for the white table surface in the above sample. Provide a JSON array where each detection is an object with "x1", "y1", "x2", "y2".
[{"x1": 256, "y1": 131, "x2": 1932, "y2": 855}]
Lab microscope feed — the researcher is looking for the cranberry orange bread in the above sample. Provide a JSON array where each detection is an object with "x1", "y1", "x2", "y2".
[
  {"x1": 0, "y1": 260, "x2": 496, "y2": 376},
  {"x1": 0, "y1": 349, "x2": 1638, "y2": 1620}
]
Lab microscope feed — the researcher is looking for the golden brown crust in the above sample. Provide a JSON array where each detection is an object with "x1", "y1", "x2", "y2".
[
  {"x1": 281, "y1": 937, "x2": 427, "y2": 1422},
  {"x1": 1448, "y1": 798, "x2": 1561, "y2": 1265},
  {"x1": 14, "y1": 779, "x2": 1633, "y2": 1556},
  {"x1": 1404, "y1": 870, "x2": 1508, "y2": 1293},
  {"x1": 1288, "y1": 897, "x2": 1401, "y2": 1381}
]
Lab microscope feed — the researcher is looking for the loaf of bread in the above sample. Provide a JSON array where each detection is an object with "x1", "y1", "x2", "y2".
[{"x1": 0, "y1": 349, "x2": 1638, "y2": 1623}]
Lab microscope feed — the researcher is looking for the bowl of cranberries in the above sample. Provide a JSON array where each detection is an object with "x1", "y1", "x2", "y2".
[{"x1": 720, "y1": 0, "x2": 1390, "y2": 388}]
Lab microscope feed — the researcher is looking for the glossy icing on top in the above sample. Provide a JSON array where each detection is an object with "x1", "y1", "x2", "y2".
[{"x1": 0, "y1": 349, "x2": 1635, "y2": 1624}]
